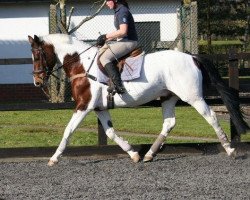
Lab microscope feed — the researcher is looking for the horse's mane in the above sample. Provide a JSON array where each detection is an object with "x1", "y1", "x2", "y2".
[
  {"x1": 41, "y1": 34, "x2": 91, "y2": 49},
  {"x1": 39, "y1": 33, "x2": 98, "y2": 76},
  {"x1": 40, "y1": 34, "x2": 71, "y2": 44}
]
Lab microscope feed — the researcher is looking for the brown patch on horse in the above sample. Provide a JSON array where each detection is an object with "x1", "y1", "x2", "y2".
[
  {"x1": 63, "y1": 53, "x2": 92, "y2": 111},
  {"x1": 97, "y1": 47, "x2": 143, "y2": 76}
]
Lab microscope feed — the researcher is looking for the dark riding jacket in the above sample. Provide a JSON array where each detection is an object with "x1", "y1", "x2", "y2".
[{"x1": 114, "y1": 4, "x2": 138, "y2": 41}]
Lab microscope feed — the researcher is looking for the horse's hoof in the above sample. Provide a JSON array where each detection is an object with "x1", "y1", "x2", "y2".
[
  {"x1": 131, "y1": 152, "x2": 140, "y2": 163},
  {"x1": 143, "y1": 155, "x2": 153, "y2": 162},
  {"x1": 223, "y1": 143, "x2": 236, "y2": 157},
  {"x1": 47, "y1": 159, "x2": 58, "y2": 167},
  {"x1": 227, "y1": 148, "x2": 236, "y2": 157}
]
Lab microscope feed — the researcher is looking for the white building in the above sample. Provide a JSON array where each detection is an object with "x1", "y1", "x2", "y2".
[{"x1": 0, "y1": 0, "x2": 181, "y2": 87}]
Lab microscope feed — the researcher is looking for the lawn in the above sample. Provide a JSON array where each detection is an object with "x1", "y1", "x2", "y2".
[
  {"x1": 199, "y1": 40, "x2": 243, "y2": 46},
  {"x1": 0, "y1": 106, "x2": 249, "y2": 148}
]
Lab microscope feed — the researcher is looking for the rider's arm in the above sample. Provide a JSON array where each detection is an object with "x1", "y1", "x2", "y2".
[{"x1": 106, "y1": 24, "x2": 128, "y2": 41}]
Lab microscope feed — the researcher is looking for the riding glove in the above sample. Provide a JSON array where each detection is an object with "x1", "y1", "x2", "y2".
[{"x1": 96, "y1": 34, "x2": 107, "y2": 47}]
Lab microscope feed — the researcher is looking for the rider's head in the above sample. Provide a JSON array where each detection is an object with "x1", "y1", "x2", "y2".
[{"x1": 106, "y1": 0, "x2": 129, "y2": 9}]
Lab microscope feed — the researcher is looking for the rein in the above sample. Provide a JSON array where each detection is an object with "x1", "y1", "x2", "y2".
[
  {"x1": 48, "y1": 44, "x2": 98, "y2": 84},
  {"x1": 65, "y1": 45, "x2": 98, "y2": 83},
  {"x1": 50, "y1": 43, "x2": 97, "y2": 75},
  {"x1": 66, "y1": 48, "x2": 98, "y2": 82}
]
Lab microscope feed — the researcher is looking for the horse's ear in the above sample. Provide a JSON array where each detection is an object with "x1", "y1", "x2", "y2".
[
  {"x1": 28, "y1": 35, "x2": 34, "y2": 44},
  {"x1": 34, "y1": 35, "x2": 40, "y2": 43}
]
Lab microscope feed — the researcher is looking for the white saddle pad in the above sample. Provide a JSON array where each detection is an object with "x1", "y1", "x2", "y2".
[{"x1": 97, "y1": 51, "x2": 145, "y2": 83}]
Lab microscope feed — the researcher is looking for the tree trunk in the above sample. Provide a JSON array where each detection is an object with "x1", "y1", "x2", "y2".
[{"x1": 206, "y1": 0, "x2": 212, "y2": 54}]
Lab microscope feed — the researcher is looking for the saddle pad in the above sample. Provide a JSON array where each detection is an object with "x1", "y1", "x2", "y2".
[{"x1": 97, "y1": 51, "x2": 145, "y2": 83}]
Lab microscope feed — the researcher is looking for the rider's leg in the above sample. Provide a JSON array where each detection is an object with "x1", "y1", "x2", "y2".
[
  {"x1": 99, "y1": 40, "x2": 137, "y2": 94},
  {"x1": 104, "y1": 62, "x2": 125, "y2": 94}
]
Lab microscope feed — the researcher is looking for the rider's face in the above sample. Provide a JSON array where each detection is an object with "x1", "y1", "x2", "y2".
[{"x1": 106, "y1": 0, "x2": 115, "y2": 9}]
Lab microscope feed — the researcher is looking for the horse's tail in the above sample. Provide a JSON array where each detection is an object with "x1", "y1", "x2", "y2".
[{"x1": 193, "y1": 55, "x2": 249, "y2": 135}]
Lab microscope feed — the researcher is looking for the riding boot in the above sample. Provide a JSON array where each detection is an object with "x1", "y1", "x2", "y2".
[{"x1": 104, "y1": 62, "x2": 126, "y2": 94}]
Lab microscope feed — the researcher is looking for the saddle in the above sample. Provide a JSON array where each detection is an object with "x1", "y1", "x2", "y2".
[
  {"x1": 97, "y1": 47, "x2": 143, "y2": 76},
  {"x1": 97, "y1": 47, "x2": 143, "y2": 109}
]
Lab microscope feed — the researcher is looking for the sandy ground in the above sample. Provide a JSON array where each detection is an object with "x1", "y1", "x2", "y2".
[{"x1": 0, "y1": 152, "x2": 249, "y2": 200}]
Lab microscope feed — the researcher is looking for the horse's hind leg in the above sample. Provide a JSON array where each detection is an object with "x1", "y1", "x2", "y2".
[
  {"x1": 190, "y1": 98, "x2": 235, "y2": 156},
  {"x1": 143, "y1": 96, "x2": 179, "y2": 162},
  {"x1": 95, "y1": 110, "x2": 140, "y2": 163}
]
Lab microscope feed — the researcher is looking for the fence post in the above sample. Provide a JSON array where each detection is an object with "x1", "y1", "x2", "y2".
[
  {"x1": 49, "y1": 4, "x2": 57, "y2": 34},
  {"x1": 176, "y1": 8, "x2": 183, "y2": 52},
  {"x1": 49, "y1": 4, "x2": 60, "y2": 103},
  {"x1": 190, "y1": 2, "x2": 198, "y2": 54},
  {"x1": 98, "y1": 119, "x2": 107, "y2": 145},
  {"x1": 228, "y1": 48, "x2": 240, "y2": 143}
]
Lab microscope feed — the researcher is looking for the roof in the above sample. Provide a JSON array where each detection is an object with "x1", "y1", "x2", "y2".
[
  {"x1": 0, "y1": 0, "x2": 91, "y2": 2},
  {"x1": 0, "y1": 0, "x2": 50, "y2": 3}
]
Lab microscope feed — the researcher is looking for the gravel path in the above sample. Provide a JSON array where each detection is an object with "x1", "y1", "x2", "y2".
[{"x1": 0, "y1": 153, "x2": 249, "y2": 200}]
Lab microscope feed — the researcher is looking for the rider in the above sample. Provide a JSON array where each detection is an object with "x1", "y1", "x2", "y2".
[{"x1": 96, "y1": 0, "x2": 138, "y2": 94}]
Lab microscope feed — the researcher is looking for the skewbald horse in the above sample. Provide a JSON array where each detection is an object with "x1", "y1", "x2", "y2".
[{"x1": 28, "y1": 34, "x2": 249, "y2": 166}]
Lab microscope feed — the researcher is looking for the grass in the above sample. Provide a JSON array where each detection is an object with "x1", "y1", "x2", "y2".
[
  {"x1": 0, "y1": 107, "x2": 249, "y2": 148},
  {"x1": 199, "y1": 40, "x2": 243, "y2": 46}
]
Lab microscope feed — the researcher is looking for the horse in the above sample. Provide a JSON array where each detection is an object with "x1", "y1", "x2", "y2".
[{"x1": 28, "y1": 34, "x2": 249, "y2": 166}]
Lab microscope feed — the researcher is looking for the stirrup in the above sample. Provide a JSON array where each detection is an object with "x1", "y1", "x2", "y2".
[
  {"x1": 107, "y1": 83, "x2": 116, "y2": 109},
  {"x1": 108, "y1": 80, "x2": 126, "y2": 94},
  {"x1": 114, "y1": 85, "x2": 126, "y2": 94},
  {"x1": 107, "y1": 92, "x2": 114, "y2": 109},
  {"x1": 112, "y1": 79, "x2": 126, "y2": 94},
  {"x1": 107, "y1": 85, "x2": 116, "y2": 94}
]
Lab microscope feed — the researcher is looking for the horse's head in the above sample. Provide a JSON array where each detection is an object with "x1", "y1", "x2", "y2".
[{"x1": 28, "y1": 35, "x2": 57, "y2": 88}]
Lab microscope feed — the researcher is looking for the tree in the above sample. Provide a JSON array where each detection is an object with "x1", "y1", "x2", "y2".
[
  {"x1": 48, "y1": 0, "x2": 106, "y2": 102},
  {"x1": 53, "y1": 0, "x2": 106, "y2": 35},
  {"x1": 198, "y1": 0, "x2": 248, "y2": 39}
]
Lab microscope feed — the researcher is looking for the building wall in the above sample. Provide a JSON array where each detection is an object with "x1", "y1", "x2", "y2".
[
  {"x1": 70, "y1": 0, "x2": 180, "y2": 42},
  {"x1": 0, "y1": 84, "x2": 47, "y2": 102},
  {"x1": 0, "y1": 2, "x2": 51, "y2": 85}
]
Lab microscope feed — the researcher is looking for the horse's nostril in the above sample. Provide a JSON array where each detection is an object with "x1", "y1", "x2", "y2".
[{"x1": 35, "y1": 82, "x2": 41, "y2": 86}]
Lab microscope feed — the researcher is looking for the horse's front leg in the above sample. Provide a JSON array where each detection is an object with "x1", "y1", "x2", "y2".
[
  {"x1": 95, "y1": 110, "x2": 140, "y2": 163},
  {"x1": 48, "y1": 109, "x2": 90, "y2": 166}
]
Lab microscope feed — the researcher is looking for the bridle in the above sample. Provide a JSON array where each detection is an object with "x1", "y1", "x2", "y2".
[
  {"x1": 31, "y1": 44, "x2": 59, "y2": 99},
  {"x1": 31, "y1": 46, "x2": 54, "y2": 79}
]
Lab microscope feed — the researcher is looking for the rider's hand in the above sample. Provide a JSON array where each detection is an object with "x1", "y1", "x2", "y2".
[{"x1": 96, "y1": 34, "x2": 107, "y2": 47}]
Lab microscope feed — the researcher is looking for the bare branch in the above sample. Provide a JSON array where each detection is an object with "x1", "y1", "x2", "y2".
[
  {"x1": 66, "y1": 7, "x2": 75, "y2": 31},
  {"x1": 68, "y1": 0, "x2": 106, "y2": 35}
]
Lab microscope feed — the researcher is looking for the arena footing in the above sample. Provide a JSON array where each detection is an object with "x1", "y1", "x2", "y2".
[{"x1": 0, "y1": 142, "x2": 249, "y2": 159}]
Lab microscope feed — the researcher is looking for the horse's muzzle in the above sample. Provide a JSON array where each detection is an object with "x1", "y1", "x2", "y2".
[
  {"x1": 33, "y1": 76, "x2": 44, "y2": 87},
  {"x1": 34, "y1": 81, "x2": 42, "y2": 87}
]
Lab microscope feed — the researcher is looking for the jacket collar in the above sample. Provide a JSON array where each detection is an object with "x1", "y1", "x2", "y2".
[{"x1": 114, "y1": 4, "x2": 123, "y2": 13}]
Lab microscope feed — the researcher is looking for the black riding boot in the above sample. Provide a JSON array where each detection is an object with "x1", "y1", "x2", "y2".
[{"x1": 104, "y1": 62, "x2": 126, "y2": 94}]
